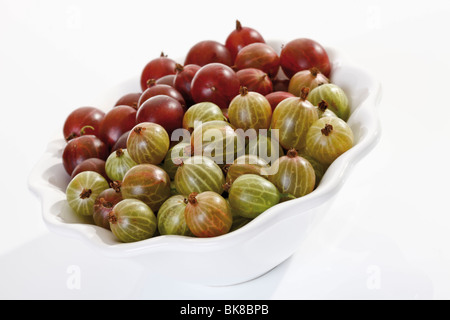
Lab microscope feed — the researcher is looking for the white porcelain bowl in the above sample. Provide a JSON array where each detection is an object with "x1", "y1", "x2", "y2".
[{"x1": 28, "y1": 42, "x2": 381, "y2": 286}]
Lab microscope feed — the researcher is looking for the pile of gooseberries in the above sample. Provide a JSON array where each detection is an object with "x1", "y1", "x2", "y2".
[{"x1": 62, "y1": 21, "x2": 354, "y2": 243}]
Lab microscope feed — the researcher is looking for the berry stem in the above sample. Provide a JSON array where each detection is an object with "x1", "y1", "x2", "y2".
[
  {"x1": 80, "y1": 125, "x2": 95, "y2": 136},
  {"x1": 188, "y1": 193, "x2": 198, "y2": 205},
  {"x1": 318, "y1": 100, "x2": 329, "y2": 112},
  {"x1": 300, "y1": 87, "x2": 310, "y2": 100},
  {"x1": 321, "y1": 124, "x2": 333, "y2": 136},
  {"x1": 175, "y1": 63, "x2": 184, "y2": 73},
  {"x1": 110, "y1": 181, "x2": 122, "y2": 193},
  {"x1": 79, "y1": 188, "x2": 92, "y2": 199},
  {"x1": 236, "y1": 20, "x2": 242, "y2": 31},
  {"x1": 146, "y1": 79, "x2": 157, "y2": 87},
  {"x1": 309, "y1": 67, "x2": 320, "y2": 77},
  {"x1": 286, "y1": 149, "x2": 298, "y2": 158},
  {"x1": 115, "y1": 148, "x2": 124, "y2": 157},
  {"x1": 239, "y1": 86, "x2": 249, "y2": 96}
]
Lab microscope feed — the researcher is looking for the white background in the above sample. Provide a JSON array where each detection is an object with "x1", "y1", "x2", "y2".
[{"x1": 1, "y1": 0, "x2": 450, "y2": 299}]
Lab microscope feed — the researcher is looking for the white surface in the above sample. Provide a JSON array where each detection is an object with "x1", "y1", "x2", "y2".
[{"x1": 1, "y1": 0, "x2": 449, "y2": 299}]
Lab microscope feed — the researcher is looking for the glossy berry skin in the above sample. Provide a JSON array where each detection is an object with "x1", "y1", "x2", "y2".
[
  {"x1": 155, "y1": 74, "x2": 176, "y2": 87},
  {"x1": 235, "y1": 43, "x2": 280, "y2": 79},
  {"x1": 66, "y1": 171, "x2": 110, "y2": 216},
  {"x1": 138, "y1": 82, "x2": 186, "y2": 109},
  {"x1": 265, "y1": 91, "x2": 295, "y2": 112},
  {"x1": 111, "y1": 130, "x2": 130, "y2": 152},
  {"x1": 162, "y1": 142, "x2": 191, "y2": 180},
  {"x1": 140, "y1": 53, "x2": 177, "y2": 91},
  {"x1": 109, "y1": 199, "x2": 157, "y2": 243},
  {"x1": 288, "y1": 68, "x2": 329, "y2": 96},
  {"x1": 174, "y1": 156, "x2": 225, "y2": 196},
  {"x1": 127, "y1": 123, "x2": 170, "y2": 165},
  {"x1": 228, "y1": 88, "x2": 272, "y2": 131},
  {"x1": 157, "y1": 195, "x2": 193, "y2": 236},
  {"x1": 105, "y1": 148, "x2": 137, "y2": 182},
  {"x1": 182, "y1": 102, "x2": 225, "y2": 132},
  {"x1": 307, "y1": 84, "x2": 350, "y2": 121},
  {"x1": 306, "y1": 117, "x2": 354, "y2": 166},
  {"x1": 280, "y1": 38, "x2": 331, "y2": 78},
  {"x1": 174, "y1": 64, "x2": 201, "y2": 106},
  {"x1": 225, "y1": 20, "x2": 265, "y2": 61},
  {"x1": 191, "y1": 63, "x2": 240, "y2": 110},
  {"x1": 63, "y1": 106, "x2": 105, "y2": 142},
  {"x1": 236, "y1": 68, "x2": 273, "y2": 96},
  {"x1": 121, "y1": 164, "x2": 171, "y2": 212},
  {"x1": 99, "y1": 105, "x2": 137, "y2": 148},
  {"x1": 269, "y1": 149, "x2": 316, "y2": 199},
  {"x1": 185, "y1": 192, "x2": 232, "y2": 238},
  {"x1": 246, "y1": 133, "x2": 284, "y2": 165},
  {"x1": 114, "y1": 93, "x2": 141, "y2": 109},
  {"x1": 136, "y1": 95, "x2": 184, "y2": 135},
  {"x1": 271, "y1": 90, "x2": 319, "y2": 151},
  {"x1": 71, "y1": 158, "x2": 109, "y2": 182},
  {"x1": 227, "y1": 174, "x2": 280, "y2": 219},
  {"x1": 62, "y1": 135, "x2": 108, "y2": 175},
  {"x1": 225, "y1": 155, "x2": 269, "y2": 184},
  {"x1": 93, "y1": 188, "x2": 123, "y2": 230},
  {"x1": 190, "y1": 121, "x2": 242, "y2": 165},
  {"x1": 184, "y1": 40, "x2": 233, "y2": 67}
]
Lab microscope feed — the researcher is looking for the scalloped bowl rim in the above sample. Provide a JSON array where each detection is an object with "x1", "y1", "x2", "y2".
[{"x1": 28, "y1": 42, "x2": 382, "y2": 260}]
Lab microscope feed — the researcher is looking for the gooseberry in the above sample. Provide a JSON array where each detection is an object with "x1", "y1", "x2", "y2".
[
  {"x1": 138, "y1": 80, "x2": 186, "y2": 109},
  {"x1": 66, "y1": 171, "x2": 109, "y2": 216},
  {"x1": 185, "y1": 192, "x2": 232, "y2": 238},
  {"x1": 174, "y1": 64, "x2": 201, "y2": 106},
  {"x1": 93, "y1": 188, "x2": 123, "y2": 230},
  {"x1": 174, "y1": 156, "x2": 225, "y2": 196},
  {"x1": 191, "y1": 63, "x2": 240, "y2": 110},
  {"x1": 269, "y1": 149, "x2": 316, "y2": 200},
  {"x1": 182, "y1": 102, "x2": 226, "y2": 133},
  {"x1": 109, "y1": 199, "x2": 157, "y2": 243},
  {"x1": 245, "y1": 132, "x2": 284, "y2": 165},
  {"x1": 236, "y1": 68, "x2": 273, "y2": 96},
  {"x1": 191, "y1": 120, "x2": 244, "y2": 165},
  {"x1": 224, "y1": 155, "x2": 269, "y2": 184},
  {"x1": 136, "y1": 95, "x2": 185, "y2": 135},
  {"x1": 140, "y1": 52, "x2": 177, "y2": 91},
  {"x1": 99, "y1": 105, "x2": 137, "y2": 148},
  {"x1": 63, "y1": 107, "x2": 105, "y2": 142},
  {"x1": 264, "y1": 91, "x2": 295, "y2": 112},
  {"x1": 307, "y1": 84, "x2": 350, "y2": 121},
  {"x1": 225, "y1": 20, "x2": 265, "y2": 61},
  {"x1": 288, "y1": 67, "x2": 330, "y2": 96},
  {"x1": 306, "y1": 117, "x2": 354, "y2": 166},
  {"x1": 155, "y1": 74, "x2": 176, "y2": 87},
  {"x1": 127, "y1": 123, "x2": 170, "y2": 165},
  {"x1": 62, "y1": 135, "x2": 108, "y2": 175},
  {"x1": 162, "y1": 142, "x2": 191, "y2": 180},
  {"x1": 226, "y1": 174, "x2": 280, "y2": 219},
  {"x1": 184, "y1": 40, "x2": 233, "y2": 67},
  {"x1": 111, "y1": 130, "x2": 130, "y2": 152},
  {"x1": 316, "y1": 100, "x2": 338, "y2": 119},
  {"x1": 271, "y1": 87, "x2": 319, "y2": 151},
  {"x1": 280, "y1": 38, "x2": 331, "y2": 78},
  {"x1": 71, "y1": 158, "x2": 109, "y2": 182},
  {"x1": 228, "y1": 86, "x2": 272, "y2": 131},
  {"x1": 105, "y1": 148, "x2": 137, "y2": 182},
  {"x1": 114, "y1": 93, "x2": 141, "y2": 109},
  {"x1": 121, "y1": 164, "x2": 171, "y2": 212},
  {"x1": 235, "y1": 43, "x2": 280, "y2": 79},
  {"x1": 157, "y1": 195, "x2": 192, "y2": 236}
]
